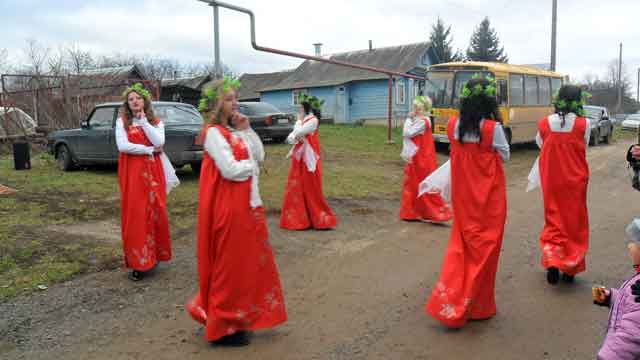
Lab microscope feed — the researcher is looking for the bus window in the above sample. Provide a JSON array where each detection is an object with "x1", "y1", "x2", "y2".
[
  {"x1": 452, "y1": 71, "x2": 492, "y2": 106},
  {"x1": 509, "y1": 74, "x2": 524, "y2": 106},
  {"x1": 551, "y1": 78, "x2": 562, "y2": 97},
  {"x1": 525, "y1": 75, "x2": 538, "y2": 105},
  {"x1": 425, "y1": 72, "x2": 453, "y2": 107},
  {"x1": 538, "y1": 76, "x2": 551, "y2": 105},
  {"x1": 497, "y1": 79, "x2": 508, "y2": 105}
]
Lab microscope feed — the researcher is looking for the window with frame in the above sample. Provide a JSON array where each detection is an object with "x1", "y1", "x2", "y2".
[
  {"x1": 396, "y1": 81, "x2": 406, "y2": 105},
  {"x1": 497, "y1": 79, "x2": 508, "y2": 106},
  {"x1": 89, "y1": 107, "x2": 115, "y2": 128},
  {"x1": 550, "y1": 78, "x2": 562, "y2": 98},
  {"x1": 525, "y1": 75, "x2": 539, "y2": 105},
  {"x1": 538, "y1": 76, "x2": 551, "y2": 105},
  {"x1": 292, "y1": 89, "x2": 308, "y2": 105},
  {"x1": 509, "y1": 74, "x2": 524, "y2": 106}
]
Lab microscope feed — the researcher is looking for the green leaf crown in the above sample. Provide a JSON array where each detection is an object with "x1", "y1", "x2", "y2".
[{"x1": 198, "y1": 75, "x2": 241, "y2": 113}]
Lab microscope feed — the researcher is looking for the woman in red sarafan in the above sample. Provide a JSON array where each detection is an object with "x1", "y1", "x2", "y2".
[
  {"x1": 186, "y1": 77, "x2": 286, "y2": 347},
  {"x1": 399, "y1": 95, "x2": 452, "y2": 222},
  {"x1": 527, "y1": 85, "x2": 590, "y2": 285},
  {"x1": 116, "y1": 83, "x2": 176, "y2": 282},
  {"x1": 422, "y1": 76, "x2": 510, "y2": 328},
  {"x1": 280, "y1": 94, "x2": 337, "y2": 230}
]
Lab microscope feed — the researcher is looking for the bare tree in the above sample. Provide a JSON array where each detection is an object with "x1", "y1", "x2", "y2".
[
  {"x1": 47, "y1": 45, "x2": 68, "y2": 77},
  {"x1": 0, "y1": 48, "x2": 8, "y2": 73},
  {"x1": 66, "y1": 43, "x2": 94, "y2": 74},
  {"x1": 23, "y1": 38, "x2": 51, "y2": 75}
]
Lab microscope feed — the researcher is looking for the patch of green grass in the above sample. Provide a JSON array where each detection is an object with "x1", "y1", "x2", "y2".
[{"x1": 613, "y1": 125, "x2": 638, "y2": 143}]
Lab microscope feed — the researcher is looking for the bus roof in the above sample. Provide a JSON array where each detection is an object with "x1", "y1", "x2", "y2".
[{"x1": 427, "y1": 61, "x2": 564, "y2": 78}]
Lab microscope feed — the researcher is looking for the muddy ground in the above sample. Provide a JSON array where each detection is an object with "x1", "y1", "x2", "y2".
[{"x1": 1, "y1": 140, "x2": 635, "y2": 359}]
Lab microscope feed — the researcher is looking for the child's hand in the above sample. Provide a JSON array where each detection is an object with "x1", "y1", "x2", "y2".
[{"x1": 592, "y1": 286, "x2": 611, "y2": 307}]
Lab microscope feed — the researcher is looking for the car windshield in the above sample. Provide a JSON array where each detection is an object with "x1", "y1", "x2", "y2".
[
  {"x1": 584, "y1": 107, "x2": 603, "y2": 119},
  {"x1": 243, "y1": 103, "x2": 282, "y2": 115},
  {"x1": 155, "y1": 105, "x2": 202, "y2": 125}
]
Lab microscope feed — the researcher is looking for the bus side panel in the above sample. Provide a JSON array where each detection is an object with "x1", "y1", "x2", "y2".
[{"x1": 508, "y1": 106, "x2": 554, "y2": 143}]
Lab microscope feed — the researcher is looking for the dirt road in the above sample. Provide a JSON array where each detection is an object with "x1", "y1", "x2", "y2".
[{"x1": 1, "y1": 140, "x2": 634, "y2": 359}]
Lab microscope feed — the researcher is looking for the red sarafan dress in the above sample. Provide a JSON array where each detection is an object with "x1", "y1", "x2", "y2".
[
  {"x1": 280, "y1": 114, "x2": 337, "y2": 230},
  {"x1": 425, "y1": 117, "x2": 507, "y2": 328},
  {"x1": 118, "y1": 121, "x2": 171, "y2": 271},
  {"x1": 187, "y1": 125, "x2": 287, "y2": 341},
  {"x1": 399, "y1": 116, "x2": 452, "y2": 222},
  {"x1": 538, "y1": 116, "x2": 589, "y2": 276}
]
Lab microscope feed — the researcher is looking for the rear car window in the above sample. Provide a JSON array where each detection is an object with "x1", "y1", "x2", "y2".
[{"x1": 155, "y1": 105, "x2": 202, "y2": 125}]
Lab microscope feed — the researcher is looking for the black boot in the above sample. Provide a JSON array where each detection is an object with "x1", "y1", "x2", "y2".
[
  {"x1": 212, "y1": 331, "x2": 250, "y2": 347},
  {"x1": 128, "y1": 270, "x2": 143, "y2": 281},
  {"x1": 561, "y1": 273, "x2": 575, "y2": 283},
  {"x1": 547, "y1": 267, "x2": 560, "y2": 285}
]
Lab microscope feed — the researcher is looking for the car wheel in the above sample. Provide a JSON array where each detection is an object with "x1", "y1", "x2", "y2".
[
  {"x1": 589, "y1": 129, "x2": 600, "y2": 146},
  {"x1": 56, "y1": 144, "x2": 74, "y2": 171},
  {"x1": 190, "y1": 162, "x2": 201, "y2": 174},
  {"x1": 603, "y1": 127, "x2": 613, "y2": 144}
]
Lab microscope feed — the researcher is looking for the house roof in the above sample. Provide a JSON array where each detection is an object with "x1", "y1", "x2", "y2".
[
  {"x1": 161, "y1": 75, "x2": 211, "y2": 91},
  {"x1": 238, "y1": 70, "x2": 294, "y2": 100},
  {"x1": 259, "y1": 42, "x2": 433, "y2": 92},
  {"x1": 81, "y1": 65, "x2": 146, "y2": 80}
]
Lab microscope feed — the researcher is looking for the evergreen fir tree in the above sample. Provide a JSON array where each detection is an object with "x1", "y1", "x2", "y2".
[
  {"x1": 466, "y1": 17, "x2": 508, "y2": 63},
  {"x1": 429, "y1": 18, "x2": 462, "y2": 63}
]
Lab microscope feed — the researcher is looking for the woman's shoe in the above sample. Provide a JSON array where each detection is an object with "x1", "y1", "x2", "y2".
[
  {"x1": 211, "y1": 331, "x2": 250, "y2": 347},
  {"x1": 128, "y1": 270, "x2": 143, "y2": 281},
  {"x1": 547, "y1": 267, "x2": 560, "y2": 285}
]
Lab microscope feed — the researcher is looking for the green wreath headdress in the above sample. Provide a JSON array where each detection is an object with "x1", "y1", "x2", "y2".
[
  {"x1": 460, "y1": 73, "x2": 497, "y2": 100},
  {"x1": 413, "y1": 95, "x2": 433, "y2": 111},
  {"x1": 553, "y1": 88, "x2": 591, "y2": 117},
  {"x1": 122, "y1": 83, "x2": 152, "y2": 101},
  {"x1": 297, "y1": 93, "x2": 324, "y2": 111},
  {"x1": 198, "y1": 75, "x2": 241, "y2": 113}
]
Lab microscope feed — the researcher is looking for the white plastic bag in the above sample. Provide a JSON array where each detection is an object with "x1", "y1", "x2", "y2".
[
  {"x1": 160, "y1": 153, "x2": 180, "y2": 194},
  {"x1": 418, "y1": 160, "x2": 451, "y2": 202},
  {"x1": 526, "y1": 157, "x2": 541, "y2": 192}
]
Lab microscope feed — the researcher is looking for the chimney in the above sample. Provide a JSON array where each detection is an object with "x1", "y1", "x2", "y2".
[
  {"x1": 369, "y1": 40, "x2": 373, "y2": 51},
  {"x1": 313, "y1": 43, "x2": 323, "y2": 56}
]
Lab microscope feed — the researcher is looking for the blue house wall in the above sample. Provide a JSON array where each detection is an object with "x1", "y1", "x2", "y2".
[{"x1": 260, "y1": 46, "x2": 435, "y2": 124}]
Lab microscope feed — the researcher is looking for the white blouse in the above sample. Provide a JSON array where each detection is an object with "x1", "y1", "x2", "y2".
[
  {"x1": 400, "y1": 117, "x2": 428, "y2": 162},
  {"x1": 204, "y1": 127, "x2": 254, "y2": 182},
  {"x1": 115, "y1": 118, "x2": 154, "y2": 155},
  {"x1": 286, "y1": 115, "x2": 318, "y2": 144},
  {"x1": 527, "y1": 113, "x2": 591, "y2": 192},
  {"x1": 534, "y1": 113, "x2": 591, "y2": 148},
  {"x1": 235, "y1": 128, "x2": 265, "y2": 208},
  {"x1": 453, "y1": 120, "x2": 510, "y2": 162}
]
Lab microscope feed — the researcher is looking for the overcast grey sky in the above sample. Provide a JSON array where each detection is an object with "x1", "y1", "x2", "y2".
[{"x1": 2, "y1": 0, "x2": 639, "y2": 94}]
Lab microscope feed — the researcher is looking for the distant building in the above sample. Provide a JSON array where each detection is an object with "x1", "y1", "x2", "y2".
[
  {"x1": 160, "y1": 75, "x2": 212, "y2": 107},
  {"x1": 255, "y1": 42, "x2": 439, "y2": 123}
]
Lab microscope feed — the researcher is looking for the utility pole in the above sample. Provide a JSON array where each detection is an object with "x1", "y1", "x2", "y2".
[
  {"x1": 618, "y1": 42, "x2": 623, "y2": 112},
  {"x1": 637, "y1": 67, "x2": 639, "y2": 103},
  {"x1": 550, "y1": 0, "x2": 557, "y2": 71},
  {"x1": 213, "y1": 4, "x2": 221, "y2": 78}
]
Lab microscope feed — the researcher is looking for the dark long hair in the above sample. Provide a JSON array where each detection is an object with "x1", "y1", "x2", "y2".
[
  {"x1": 554, "y1": 85, "x2": 583, "y2": 128},
  {"x1": 458, "y1": 78, "x2": 502, "y2": 144},
  {"x1": 119, "y1": 89, "x2": 157, "y2": 130}
]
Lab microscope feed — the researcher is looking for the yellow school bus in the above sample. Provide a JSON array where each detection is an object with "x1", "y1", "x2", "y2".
[{"x1": 423, "y1": 61, "x2": 565, "y2": 144}]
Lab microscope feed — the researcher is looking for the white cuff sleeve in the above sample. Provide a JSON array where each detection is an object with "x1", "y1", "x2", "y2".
[
  {"x1": 141, "y1": 120, "x2": 165, "y2": 147},
  {"x1": 296, "y1": 118, "x2": 318, "y2": 138},
  {"x1": 403, "y1": 117, "x2": 426, "y2": 138},
  {"x1": 204, "y1": 127, "x2": 254, "y2": 181},
  {"x1": 115, "y1": 118, "x2": 154, "y2": 155},
  {"x1": 493, "y1": 124, "x2": 510, "y2": 162}
]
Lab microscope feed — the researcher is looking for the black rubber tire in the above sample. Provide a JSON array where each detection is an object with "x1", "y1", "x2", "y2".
[
  {"x1": 56, "y1": 144, "x2": 74, "y2": 171},
  {"x1": 603, "y1": 127, "x2": 613, "y2": 144},
  {"x1": 589, "y1": 129, "x2": 600, "y2": 146},
  {"x1": 191, "y1": 162, "x2": 202, "y2": 174}
]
